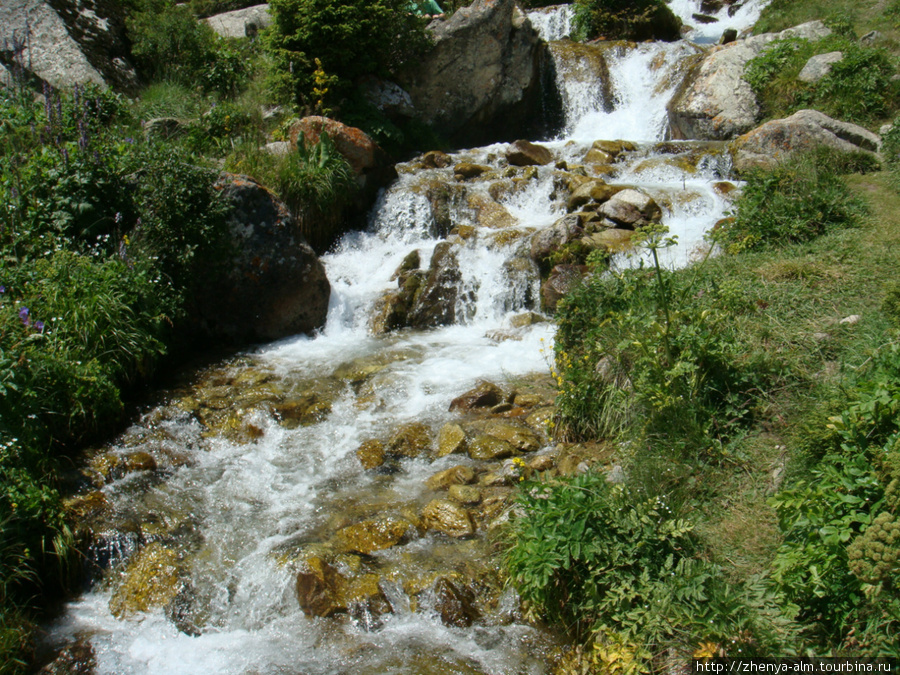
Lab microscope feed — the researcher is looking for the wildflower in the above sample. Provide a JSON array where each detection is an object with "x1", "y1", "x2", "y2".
[
  {"x1": 34, "y1": 320, "x2": 45, "y2": 333},
  {"x1": 0, "y1": 285, "x2": 5, "y2": 293}
]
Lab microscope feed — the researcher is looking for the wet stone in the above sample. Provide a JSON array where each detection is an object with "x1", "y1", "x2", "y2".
[
  {"x1": 108, "y1": 542, "x2": 182, "y2": 618},
  {"x1": 449, "y1": 381, "x2": 507, "y2": 412},
  {"x1": 295, "y1": 556, "x2": 349, "y2": 618},
  {"x1": 429, "y1": 576, "x2": 479, "y2": 627},
  {"x1": 483, "y1": 421, "x2": 542, "y2": 452},
  {"x1": 426, "y1": 465, "x2": 476, "y2": 490},
  {"x1": 388, "y1": 422, "x2": 431, "y2": 458},
  {"x1": 39, "y1": 638, "x2": 96, "y2": 675},
  {"x1": 448, "y1": 484, "x2": 481, "y2": 505},
  {"x1": 422, "y1": 499, "x2": 475, "y2": 538},
  {"x1": 356, "y1": 439, "x2": 387, "y2": 470},
  {"x1": 468, "y1": 435, "x2": 517, "y2": 461},
  {"x1": 335, "y1": 517, "x2": 416, "y2": 555},
  {"x1": 436, "y1": 423, "x2": 467, "y2": 457}
]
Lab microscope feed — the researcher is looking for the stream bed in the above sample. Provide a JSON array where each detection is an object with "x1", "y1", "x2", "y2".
[{"x1": 42, "y1": 2, "x2": 765, "y2": 672}]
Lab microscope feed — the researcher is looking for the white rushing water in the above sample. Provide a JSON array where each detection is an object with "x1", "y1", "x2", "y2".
[{"x1": 46, "y1": 3, "x2": 767, "y2": 672}]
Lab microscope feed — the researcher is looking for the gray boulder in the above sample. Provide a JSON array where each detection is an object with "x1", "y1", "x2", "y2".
[
  {"x1": 204, "y1": 4, "x2": 271, "y2": 39},
  {"x1": 1, "y1": 0, "x2": 136, "y2": 91},
  {"x1": 195, "y1": 175, "x2": 331, "y2": 343},
  {"x1": 731, "y1": 109, "x2": 882, "y2": 174},
  {"x1": 398, "y1": 0, "x2": 544, "y2": 147},
  {"x1": 797, "y1": 51, "x2": 843, "y2": 83},
  {"x1": 667, "y1": 21, "x2": 831, "y2": 140}
]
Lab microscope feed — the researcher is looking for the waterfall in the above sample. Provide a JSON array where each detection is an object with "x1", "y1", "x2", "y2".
[
  {"x1": 526, "y1": 4, "x2": 575, "y2": 42},
  {"x1": 42, "y1": 3, "x2": 772, "y2": 672}
]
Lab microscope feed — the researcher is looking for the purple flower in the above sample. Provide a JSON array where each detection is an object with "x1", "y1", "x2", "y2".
[
  {"x1": 0, "y1": 285, "x2": 6, "y2": 293},
  {"x1": 18, "y1": 306, "x2": 30, "y2": 327},
  {"x1": 34, "y1": 320, "x2": 45, "y2": 333}
]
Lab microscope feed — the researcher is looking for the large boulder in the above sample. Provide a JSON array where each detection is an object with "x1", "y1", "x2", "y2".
[
  {"x1": 667, "y1": 21, "x2": 832, "y2": 141},
  {"x1": 204, "y1": 4, "x2": 271, "y2": 39},
  {"x1": 0, "y1": 0, "x2": 136, "y2": 92},
  {"x1": 194, "y1": 174, "x2": 330, "y2": 343},
  {"x1": 731, "y1": 109, "x2": 882, "y2": 174},
  {"x1": 398, "y1": 0, "x2": 546, "y2": 147}
]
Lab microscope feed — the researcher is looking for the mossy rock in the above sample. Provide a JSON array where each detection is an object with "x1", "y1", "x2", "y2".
[
  {"x1": 109, "y1": 542, "x2": 182, "y2": 618},
  {"x1": 388, "y1": 422, "x2": 432, "y2": 458},
  {"x1": 356, "y1": 439, "x2": 387, "y2": 470},
  {"x1": 422, "y1": 499, "x2": 476, "y2": 538},
  {"x1": 426, "y1": 465, "x2": 476, "y2": 490},
  {"x1": 436, "y1": 423, "x2": 467, "y2": 457},
  {"x1": 335, "y1": 517, "x2": 416, "y2": 555},
  {"x1": 468, "y1": 435, "x2": 517, "y2": 461}
]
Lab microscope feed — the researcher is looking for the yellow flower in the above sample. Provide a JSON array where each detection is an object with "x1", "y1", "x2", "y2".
[{"x1": 693, "y1": 642, "x2": 719, "y2": 661}]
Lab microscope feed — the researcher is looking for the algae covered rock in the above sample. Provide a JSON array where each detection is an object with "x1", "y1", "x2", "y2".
[
  {"x1": 295, "y1": 556, "x2": 349, "y2": 618},
  {"x1": 388, "y1": 423, "x2": 432, "y2": 458},
  {"x1": 426, "y1": 465, "x2": 476, "y2": 490},
  {"x1": 356, "y1": 439, "x2": 387, "y2": 470},
  {"x1": 422, "y1": 499, "x2": 476, "y2": 538},
  {"x1": 436, "y1": 423, "x2": 468, "y2": 457},
  {"x1": 468, "y1": 435, "x2": 517, "y2": 461},
  {"x1": 108, "y1": 542, "x2": 182, "y2": 618},
  {"x1": 336, "y1": 517, "x2": 416, "y2": 555}
]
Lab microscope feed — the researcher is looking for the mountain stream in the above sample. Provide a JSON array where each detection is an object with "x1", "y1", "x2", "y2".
[{"x1": 43, "y1": 2, "x2": 765, "y2": 672}]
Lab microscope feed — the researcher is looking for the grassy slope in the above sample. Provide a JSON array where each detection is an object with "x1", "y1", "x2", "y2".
[{"x1": 695, "y1": 172, "x2": 900, "y2": 581}]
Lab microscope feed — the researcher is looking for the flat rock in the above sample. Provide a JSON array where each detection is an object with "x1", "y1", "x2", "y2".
[{"x1": 422, "y1": 499, "x2": 475, "y2": 538}]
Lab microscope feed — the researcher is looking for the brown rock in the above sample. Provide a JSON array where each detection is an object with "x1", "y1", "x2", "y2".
[
  {"x1": 454, "y1": 162, "x2": 491, "y2": 179},
  {"x1": 436, "y1": 423, "x2": 467, "y2": 457},
  {"x1": 336, "y1": 517, "x2": 416, "y2": 554},
  {"x1": 542, "y1": 264, "x2": 587, "y2": 313},
  {"x1": 448, "y1": 484, "x2": 482, "y2": 505},
  {"x1": 388, "y1": 423, "x2": 432, "y2": 458},
  {"x1": 426, "y1": 465, "x2": 476, "y2": 490},
  {"x1": 506, "y1": 139, "x2": 553, "y2": 166},
  {"x1": 295, "y1": 556, "x2": 349, "y2": 617},
  {"x1": 431, "y1": 577, "x2": 479, "y2": 627},
  {"x1": 468, "y1": 435, "x2": 516, "y2": 461},
  {"x1": 422, "y1": 499, "x2": 476, "y2": 537},
  {"x1": 449, "y1": 381, "x2": 507, "y2": 411},
  {"x1": 483, "y1": 421, "x2": 542, "y2": 452},
  {"x1": 289, "y1": 116, "x2": 381, "y2": 176},
  {"x1": 356, "y1": 439, "x2": 387, "y2": 470},
  {"x1": 109, "y1": 543, "x2": 181, "y2": 618}
]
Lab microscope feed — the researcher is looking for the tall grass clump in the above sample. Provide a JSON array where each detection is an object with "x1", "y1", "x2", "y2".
[
  {"x1": 227, "y1": 133, "x2": 357, "y2": 250},
  {"x1": 716, "y1": 150, "x2": 867, "y2": 253}
]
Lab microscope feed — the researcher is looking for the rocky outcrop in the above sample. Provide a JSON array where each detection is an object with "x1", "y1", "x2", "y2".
[
  {"x1": 731, "y1": 109, "x2": 882, "y2": 174},
  {"x1": 398, "y1": 0, "x2": 545, "y2": 147},
  {"x1": 195, "y1": 175, "x2": 330, "y2": 343},
  {"x1": 667, "y1": 21, "x2": 832, "y2": 140},
  {"x1": 1, "y1": 0, "x2": 136, "y2": 91},
  {"x1": 204, "y1": 4, "x2": 271, "y2": 39}
]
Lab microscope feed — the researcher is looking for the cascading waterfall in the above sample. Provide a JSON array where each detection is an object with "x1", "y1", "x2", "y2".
[{"x1": 45, "y1": 3, "x2": 767, "y2": 673}]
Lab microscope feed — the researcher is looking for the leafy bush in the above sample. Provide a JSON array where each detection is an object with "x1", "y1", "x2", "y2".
[
  {"x1": 770, "y1": 343, "x2": 900, "y2": 653},
  {"x1": 572, "y1": 0, "x2": 681, "y2": 41},
  {"x1": 263, "y1": 0, "x2": 431, "y2": 108},
  {"x1": 507, "y1": 472, "x2": 796, "y2": 664},
  {"x1": 744, "y1": 37, "x2": 899, "y2": 125},
  {"x1": 716, "y1": 150, "x2": 867, "y2": 253},
  {"x1": 554, "y1": 227, "x2": 766, "y2": 446},
  {"x1": 127, "y1": 0, "x2": 249, "y2": 95}
]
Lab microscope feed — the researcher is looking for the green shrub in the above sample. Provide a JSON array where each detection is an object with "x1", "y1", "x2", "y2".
[
  {"x1": 263, "y1": 0, "x2": 431, "y2": 108},
  {"x1": 717, "y1": 150, "x2": 867, "y2": 253},
  {"x1": 226, "y1": 133, "x2": 356, "y2": 249},
  {"x1": 572, "y1": 0, "x2": 681, "y2": 41},
  {"x1": 770, "y1": 343, "x2": 900, "y2": 653},
  {"x1": 127, "y1": 0, "x2": 249, "y2": 95},
  {"x1": 554, "y1": 227, "x2": 766, "y2": 447},
  {"x1": 744, "y1": 37, "x2": 899, "y2": 125},
  {"x1": 507, "y1": 472, "x2": 796, "y2": 663}
]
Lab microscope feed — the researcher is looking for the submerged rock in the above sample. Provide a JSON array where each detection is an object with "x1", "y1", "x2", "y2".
[
  {"x1": 295, "y1": 556, "x2": 349, "y2": 618},
  {"x1": 357, "y1": 439, "x2": 387, "y2": 470}
]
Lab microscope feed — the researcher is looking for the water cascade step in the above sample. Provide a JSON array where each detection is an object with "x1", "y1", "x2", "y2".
[{"x1": 43, "y1": 2, "x2": 768, "y2": 672}]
